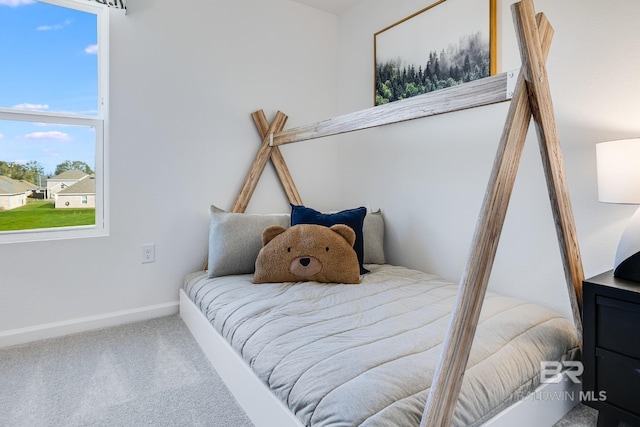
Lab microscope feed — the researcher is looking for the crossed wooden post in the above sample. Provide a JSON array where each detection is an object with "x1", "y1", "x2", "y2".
[{"x1": 231, "y1": 110, "x2": 302, "y2": 213}]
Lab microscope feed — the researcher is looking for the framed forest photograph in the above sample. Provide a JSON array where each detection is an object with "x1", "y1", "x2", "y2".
[{"x1": 374, "y1": 0, "x2": 497, "y2": 106}]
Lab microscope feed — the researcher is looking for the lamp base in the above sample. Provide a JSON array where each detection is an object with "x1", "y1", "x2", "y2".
[
  {"x1": 614, "y1": 251, "x2": 640, "y2": 282},
  {"x1": 614, "y1": 207, "x2": 640, "y2": 282}
]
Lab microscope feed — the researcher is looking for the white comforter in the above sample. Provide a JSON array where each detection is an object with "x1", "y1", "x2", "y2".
[{"x1": 184, "y1": 264, "x2": 579, "y2": 427}]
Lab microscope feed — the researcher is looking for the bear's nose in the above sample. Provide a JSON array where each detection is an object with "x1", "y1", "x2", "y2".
[{"x1": 290, "y1": 256, "x2": 322, "y2": 278}]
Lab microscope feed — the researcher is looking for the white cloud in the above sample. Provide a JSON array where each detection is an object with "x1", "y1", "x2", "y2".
[
  {"x1": 12, "y1": 103, "x2": 49, "y2": 111},
  {"x1": 0, "y1": 0, "x2": 34, "y2": 6},
  {"x1": 43, "y1": 148, "x2": 61, "y2": 157},
  {"x1": 37, "y1": 19, "x2": 72, "y2": 31},
  {"x1": 25, "y1": 131, "x2": 72, "y2": 141},
  {"x1": 37, "y1": 24, "x2": 63, "y2": 31},
  {"x1": 84, "y1": 44, "x2": 98, "y2": 55},
  {"x1": 0, "y1": 133, "x2": 4, "y2": 139}
]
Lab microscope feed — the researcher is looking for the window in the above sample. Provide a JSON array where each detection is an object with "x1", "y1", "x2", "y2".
[{"x1": 0, "y1": 0, "x2": 108, "y2": 243}]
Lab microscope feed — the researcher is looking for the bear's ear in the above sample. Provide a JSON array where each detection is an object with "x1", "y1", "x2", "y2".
[
  {"x1": 329, "y1": 224, "x2": 356, "y2": 247},
  {"x1": 262, "y1": 225, "x2": 287, "y2": 246}
]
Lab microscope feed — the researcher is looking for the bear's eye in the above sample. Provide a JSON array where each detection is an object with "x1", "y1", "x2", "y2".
[
  {"x1": 287, "y1": 247, "x2": 291, "y2": 252},
  {"x1": 325, "y1": 247, "x2": 329, "y2": 252}
]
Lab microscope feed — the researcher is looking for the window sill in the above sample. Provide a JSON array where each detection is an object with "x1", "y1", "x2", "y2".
[{"x1": 0, "y1": 225, "x2": 109, "y2": 244}]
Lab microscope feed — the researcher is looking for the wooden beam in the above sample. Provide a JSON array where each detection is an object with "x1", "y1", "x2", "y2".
[
  {"x1": 271, "y1": 72, "x2": 513, "y2": 146},
  {"x1": 513, "y1": 0, "x2": 584, "y2": 334},
  {"x1": 252, "y1": 109, "x2": 270, "y2": 137},
  {"x1": 269, "y1": 148, "x2": 303, "y2": 205},
  {"x1": 421, "y1": 9, "x2": 554, "y2": 427},
  {"x1": 231, "y1": 111, "x2": 288, "y2": 213},
  {"x1": 251, "y1": 110, "x2": 303, "y2": 206}
]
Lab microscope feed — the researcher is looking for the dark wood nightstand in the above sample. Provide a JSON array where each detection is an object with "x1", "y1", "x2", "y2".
[{"x1": 583, "y1": 270, "x2": 640, "y2": 427}]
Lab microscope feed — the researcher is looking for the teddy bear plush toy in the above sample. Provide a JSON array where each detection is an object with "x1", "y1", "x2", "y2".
[{"x1": 253, "y1": 223, "x2": 361, "y2": 284}]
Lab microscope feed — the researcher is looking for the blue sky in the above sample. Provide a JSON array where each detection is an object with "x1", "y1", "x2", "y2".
[{"x1": 0, "y1": 0, "x2": 97, "y2": 176}]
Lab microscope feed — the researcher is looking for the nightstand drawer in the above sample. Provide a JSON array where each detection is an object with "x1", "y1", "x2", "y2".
[
  {"x1": 596, "y1": 348, "x2": 640, "y2": 415},
  {"x1": 596, "y1": 296, "x2": 640, "y2": 359}
]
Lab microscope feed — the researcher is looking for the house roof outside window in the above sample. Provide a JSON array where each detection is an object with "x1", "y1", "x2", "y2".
[
  {"x1": 0, "y1": 176, "x2": 37, "y2": 195},
  {"x1": 48, "y1": 170, "x2": 89, "y2": 181},
  {"x1": 57, "y1": 176, "x2": 95, "y2": 195}
]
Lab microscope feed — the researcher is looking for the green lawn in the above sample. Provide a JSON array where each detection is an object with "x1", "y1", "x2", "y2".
[{"x1": 0, "y1": 199, "x2": 95, "y2": 231}]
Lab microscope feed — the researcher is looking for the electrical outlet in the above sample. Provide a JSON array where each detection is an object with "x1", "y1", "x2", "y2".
[{"x1": 142, "y1": 243, "x2": 155, "y2": 264}]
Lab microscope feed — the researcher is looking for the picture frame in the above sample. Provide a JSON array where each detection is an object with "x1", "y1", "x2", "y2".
[{"x1": 374, "y1": 0, "x2": 497, "y2": 106}]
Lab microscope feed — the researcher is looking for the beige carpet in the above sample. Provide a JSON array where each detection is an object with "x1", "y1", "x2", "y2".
[{"x1": 0, "y1": 315, "x2": 252, "y2": 427}]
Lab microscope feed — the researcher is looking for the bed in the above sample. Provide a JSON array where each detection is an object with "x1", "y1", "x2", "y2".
[
  {"x1": 181, "y1": 1, "x2": 585, "y2": 425},
  {"x1": 182, "y1": 263, "x2": 579, "y2": 427},
  {"x1": 180, "y1": 204, "x2": 581, "y2": 426}
]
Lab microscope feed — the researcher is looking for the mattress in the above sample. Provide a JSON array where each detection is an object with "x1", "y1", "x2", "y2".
[{"x1": 183, "y1": 264, "x2": 579, "y2": 427}]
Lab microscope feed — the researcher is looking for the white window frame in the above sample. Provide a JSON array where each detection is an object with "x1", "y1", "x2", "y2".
[{"x1": 0, "y1": 0, "x2": 109, "y2": 244}]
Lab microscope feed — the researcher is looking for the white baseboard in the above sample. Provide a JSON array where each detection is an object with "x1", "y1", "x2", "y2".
[{"x1": 0, "y1": 301, "x2": 179, "y2": 348}]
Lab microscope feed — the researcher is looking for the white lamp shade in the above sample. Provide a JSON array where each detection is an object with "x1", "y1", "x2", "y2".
[
  {"x1": 596, "y1": 138, "x2": 640, "y2": 204},
  {"x1": 597, "y1": 138, "x2": 640, "y2": 280}
]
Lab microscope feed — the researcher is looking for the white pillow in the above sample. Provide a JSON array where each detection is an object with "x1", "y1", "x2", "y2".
[
  {"x1": 207, "y1": 205, "x2": 290, "y2": 278},
  {"x1": 363, "y1": 209, "x2": 385, "y2": 264}
]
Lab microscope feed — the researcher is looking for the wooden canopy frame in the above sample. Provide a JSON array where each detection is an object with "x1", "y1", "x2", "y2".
[{"x1": 230, "y1": 0, "x2": 583, "y2": 425}]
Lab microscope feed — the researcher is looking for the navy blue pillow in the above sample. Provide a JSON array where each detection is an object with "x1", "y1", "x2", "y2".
[{"x1": 290, "y1": 204, "x2": 369, "y2": 274}]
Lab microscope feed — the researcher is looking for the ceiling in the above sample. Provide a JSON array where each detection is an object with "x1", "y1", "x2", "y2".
[{"x1": 291, "y1": 0, "x2": 360, "y2": 15}]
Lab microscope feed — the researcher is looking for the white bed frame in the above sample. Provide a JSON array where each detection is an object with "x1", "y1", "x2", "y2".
[{"x1": 180, "y1": 289, "x2": 580, "y2": 427}]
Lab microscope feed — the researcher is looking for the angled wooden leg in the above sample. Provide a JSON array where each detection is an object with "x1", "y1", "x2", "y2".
[
  {"x1": 513, "y1": 0, "x2": 584, "y2": 337},
  {"x1": 421, "y1": 9, "x2": 554, "y2": 427},
  {"x1": 231, "y1": 111, "x2": 288, "y2": 213},
  {"x1": 251, "y1": 110, "x2": 303, "y2": 206}
]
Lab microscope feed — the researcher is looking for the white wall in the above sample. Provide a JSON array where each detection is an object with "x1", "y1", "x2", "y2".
[
  {"x1": 0, "y1": 0, "x2": 340, "y2": 337},
  {"x1": 335, "y1": 0, "x2": 640, "y2": 318},
  {"x1": 3, "y1": 0, "x2": 638, "y2": 338}
]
